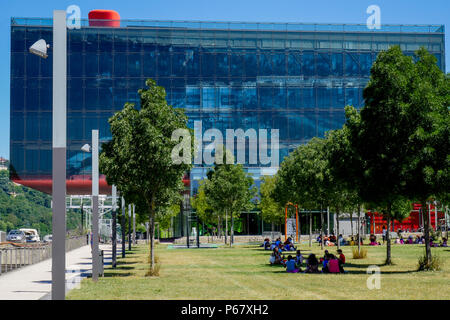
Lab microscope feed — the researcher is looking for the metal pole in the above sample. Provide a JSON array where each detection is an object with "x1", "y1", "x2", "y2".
[
  {"x1": 186, "y1": 212, "x2": 190, "y2": 248},
  {"x1": 197, "y1": 216, "x2": 200, "y2": 248},
  {"x1": 81, "y1": 201, "x2": 84, "y2": 234},
  {"x1": 128, "y1": 204, "x2": 132, "y2": 251},
  {"x1": 92, "y1": 129, "x2": 99, "y2": 282},
  {"x1": 309, "y1": 211, "x2": 312, "y2": 247},
  {"x1": 428, "y1": 203, "x2": 431, "y2": 232},
  {"x1": 112, "y1": 185, "x2": 117, "y2": 268},
  {"x1": 327, "y1": 207, "x2": 330, "y2": 235},
  {"x1": 121, "y1": 197, "x2": 125, "y2": 258},
  {"x1": 133, "y1": 204, "x2": 136, "y2": 244},
  {"x1": 434, "y1": 202, "x2": 438, "y2": 232},
  {"x1": 51, "y1": 10, "x2": 67, "y2": 300}
]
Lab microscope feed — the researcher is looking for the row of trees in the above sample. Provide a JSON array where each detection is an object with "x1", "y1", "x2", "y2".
[
  {"x1": 267, "y1": 46, "x2": 449, "y2": 268},
  {"x1": 99, "y1": 46, "x2": 447, "y2": 272}
]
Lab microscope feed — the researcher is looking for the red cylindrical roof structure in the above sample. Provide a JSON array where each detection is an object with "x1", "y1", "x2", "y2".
[{"x1": 88, "y1": 10, "x2": 120, "y2": 27}]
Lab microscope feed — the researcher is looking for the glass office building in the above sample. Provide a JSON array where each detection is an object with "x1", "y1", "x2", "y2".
[{"x1": 10, "y1": 17, "x2": 446, "y2": 198}]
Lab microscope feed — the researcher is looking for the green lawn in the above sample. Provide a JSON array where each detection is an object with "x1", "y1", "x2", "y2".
[{"x1": 67, "y1": 242, "x2": 450, "y2": 300}]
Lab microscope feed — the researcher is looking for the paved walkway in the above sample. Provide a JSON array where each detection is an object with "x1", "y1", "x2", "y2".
[{"x1": 0, "y1": 244, "x2": 111, "y2": 300}]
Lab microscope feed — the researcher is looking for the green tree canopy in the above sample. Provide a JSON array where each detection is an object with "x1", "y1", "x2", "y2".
[
  {"x1": 204, "y1": 162, "x2": 257, "y2": 246},
  {"x1": 259, "y1": 175, "x2": 284, "y2": 230},
  {"x1": 100, "y1": 79, "x2": 192, "y2": 270}
]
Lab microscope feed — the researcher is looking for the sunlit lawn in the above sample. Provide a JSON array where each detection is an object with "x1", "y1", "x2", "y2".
[{"x1": 67, "y1": 241, "x2": 450, "y2": 300}]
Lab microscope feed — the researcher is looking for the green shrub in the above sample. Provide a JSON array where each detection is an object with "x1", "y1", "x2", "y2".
[
  {"x1": 352, "y1": 247, "x2": 368, "y2": 259},
  {"x1": 417, "y1": 253, "x2": 442, "y2": 271},
  {"x1": 146, "y1": 255, "x2": 161, "y2": 277}
]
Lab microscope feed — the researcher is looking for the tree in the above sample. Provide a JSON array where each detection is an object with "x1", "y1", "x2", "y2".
[
  {"x1": 100, "y1": 79, "x2": 192, "y2": 273},
  {"x1": 259, "y1": 176, "x2": 284, "y2": 233},
  {"x1": 204, "y1": 163, "x2": 257, "y2": 247},
  {"x1": 398, "y1": 48, "x2": 450, "y2": 267},
  {"x1": 344, "y1": 46, "x2": 449, "y2": 265},
  {"x1": 325, "y1": 128, "x2": 360, "y2": 249},
  {"x1": 344, "y1": 47, "x2": 410, "y2": 264},
  {"x1": 276, "y1": 137, "x2": 332, "y2": 250},
  {"x1": 191, "y1": 183, "x2": 218, "y2": 239}
]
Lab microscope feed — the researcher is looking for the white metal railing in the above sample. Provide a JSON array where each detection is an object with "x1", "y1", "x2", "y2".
[{"x1": 0, "y1": 236, "x2": 86, "y2": 276}]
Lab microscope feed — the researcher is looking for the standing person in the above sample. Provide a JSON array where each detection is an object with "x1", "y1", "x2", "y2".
[{"x1": 382, "y1": 226, "x2": 387, "y2": 244}]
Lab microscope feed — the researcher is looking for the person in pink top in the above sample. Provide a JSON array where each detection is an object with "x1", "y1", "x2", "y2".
[{"x1": 327, "y1": 254, "x2": 341, "y2": 273}]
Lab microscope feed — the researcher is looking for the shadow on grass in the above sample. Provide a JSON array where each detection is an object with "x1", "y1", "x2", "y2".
[
  {"x1": 112, "y1": 265, "x2": 136, "y2": 271},
  {"x1": 116, "y1": 260, "x2": 138, "y2": 265},
  {"x1": 103, "y1": 271, "x2": 133, "y2": 277}
]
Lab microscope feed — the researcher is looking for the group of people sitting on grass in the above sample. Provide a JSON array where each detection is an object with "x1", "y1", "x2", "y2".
[
  {"x1": 368, "y1": 234, "x2": 448, "y2": 247},
  {"x1": 263, "y1": 237, "x2": 297, "y2": 251},
  {"x1": 426, "y1": 236, "x2": 447, "y2": 247},
  {"x1": 270, "y1": 248, "x2": 346, "y2": 274},
  {"x1": 317, "y1": 233, "x2": 364, "y2": 247}
]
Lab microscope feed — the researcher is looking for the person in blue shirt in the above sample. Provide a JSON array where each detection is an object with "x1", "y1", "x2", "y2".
[
  {"x1": 275, "y1": 238, "x2": 281, "y2": 247},
  {"x1": 285, "y1": 255, "x2": 300, "y2": 273}
]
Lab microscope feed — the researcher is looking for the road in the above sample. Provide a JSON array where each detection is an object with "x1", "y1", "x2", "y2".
[{"x1": 0, "y1": 244, "x2": 110, "y2": 300}]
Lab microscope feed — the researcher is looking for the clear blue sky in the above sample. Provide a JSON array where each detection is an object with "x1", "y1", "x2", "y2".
[{"x1": 1, "y1": 0, "x2": 449, "y2": 159}]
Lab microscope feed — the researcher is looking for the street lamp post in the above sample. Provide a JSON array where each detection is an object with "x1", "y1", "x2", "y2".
[
  {"x1": 128, "y1": 204, "x2": 132, "y2": 251},
  {"x1": 121, "y1": 197, "x2": 125, "y2": 258},
  {"x1": 51, "y1": 10, "x2": 67, "y2": 300},
  {"x1": 133, "y1": 204, "x2": 136, "y2": 244},
  {"x1": 92, "y1": 130, "x2": 99, "y2": 281},
  {"x1": 81, "y1": 130, "x2": 100, "y2": 281},
  {"x1": 112, "y1": 185, "x2": 117, "y2": 268}
]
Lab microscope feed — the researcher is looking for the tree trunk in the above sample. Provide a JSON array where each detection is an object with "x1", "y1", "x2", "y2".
[
  {"x1": 357, "y1": 204, "x2": 361, "y2": 255},
  {"x1": 385, "y1": 205, "x2": 392, "y2": 265},
  {"x1": 217, "y1": 216, "x2": 221, "y2": 240},
  {"x1": 230, "y1": 211, "x2": 234, "y2": 247},
  {"x1": 446, "y1": 205, "x2": 449, "y2": 240},
  {"x1": 422, "y1": 200, "x2": 432, "y2": 266},
  {"x1": 350, "y1": 211, "x2": 354, "y2": 238},
  {"x1": 149, "y1": 195, "x2": 156, "y2": 272},
  {"x1": 297, "y1": 209, "x2": 301, "y2": 243},
  {"x1": 225, "y1": 210, "x2": 228, "y2": 245},
  {"x1": 336, "y1": 208, "x2": 340, "y2": 250},
  {"x1": 320, "y1": 205, "x2": 324, "y2": 250},
  {"x1": 309, "y1": 211, "x2": 312, "y2": 247}
]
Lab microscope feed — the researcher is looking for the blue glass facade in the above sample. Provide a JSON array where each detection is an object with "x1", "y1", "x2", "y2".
[{"x1": 10, "y1": 18, "x2": 445, "y2": 195}]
